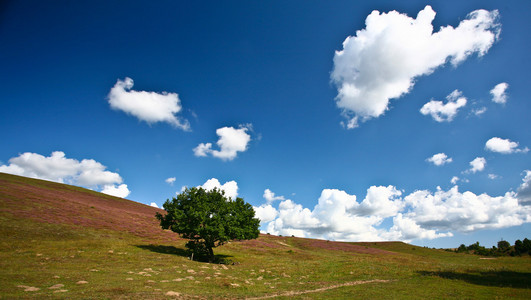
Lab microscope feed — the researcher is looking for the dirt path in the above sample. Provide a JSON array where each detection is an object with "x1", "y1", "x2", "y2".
[{"x1": 246, "y1": 279, "x2": 391, "y2": 299}]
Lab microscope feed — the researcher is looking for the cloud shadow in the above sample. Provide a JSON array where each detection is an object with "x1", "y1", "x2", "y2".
[{"x1": 418, "y1": 270, "x2": 531, "y2": 289}]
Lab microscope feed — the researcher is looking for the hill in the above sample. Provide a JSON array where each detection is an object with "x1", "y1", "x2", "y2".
[{"x1": 1, "y1": 172, "x2": 530, "y2": 299}]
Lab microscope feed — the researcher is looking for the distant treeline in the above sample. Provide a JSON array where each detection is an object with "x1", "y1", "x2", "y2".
[{"x1": 454, "y1": 238, "x2": 531, "y2": 256}]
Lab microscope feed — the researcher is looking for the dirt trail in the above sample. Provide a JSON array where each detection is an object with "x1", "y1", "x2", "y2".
[{"x1": 246, "y1": 279, "x2": 391, "y2": 299}]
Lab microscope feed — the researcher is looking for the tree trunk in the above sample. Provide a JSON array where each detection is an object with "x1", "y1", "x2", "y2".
[{"x1": 207, "y1": 245, "x2": 215, "y2": 262}]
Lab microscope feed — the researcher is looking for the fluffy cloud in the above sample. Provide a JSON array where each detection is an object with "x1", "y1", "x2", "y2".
[
  {"x1": 427, "y1": 153, "x2": 453, "y2": 166},
  {"x1": 420, "y1": 90, "x2": 467, "y2": 122},
  {"x1": 200, "y1": 178, "x2": 238, "y2": 200},
  {"x1": 108, "y1": 77, "x2": 190, "y2": 130},
  {"x1": 263, "y1": 189, "x2": 285, "y2": 203},
  {"x1": 101, "y1": 184, "x2": 131, "y2": 198},
  {"x1": 385, "y1": 214, "x2": 452, "y2": 241},
  {"x1": 468, "y1": 157, "x2": 486, "y2": 173},
  {"x1": 193, "y1": 143, "x2": 212, "y2": 157},
  {"x1": 258, "y1": 175, "x2": 531, "y2": 243},
  {"x1": 194, "y1": 125, "x2": 252, "y2": 161},
  {"x1": 353, "y1": 185, "x2": 403, "y2": 218},
  {"x1": 0, "y1": 151, "x2": 130, "y2": 198},
  {"x1": 150, "y1": 202, "x2": 160, "y2": 208},
  {"x1": 331, "y1": 6, "x2": 500, "y2": 128},
  {"x1": 490, "y1": 82, "x2": 509, "y2": 104},
  {"x1": 485, "y1": 137, "x2": 528, "y2": 154},
  {"x1": 404, "y1": 186, "x2": 529, "y2": 232},
  {"x1": 165, "y1": 177, "x2": 176, "y2": 185},
  {"x1": 517, "y1": 170, "x2": 531, "y2": 205},
  {"x1": 253, "y1": 204, "x2": 278, "y2": 225},
  {"x1": 263, "y1": 186, "x2": 405, "y2": 242}
]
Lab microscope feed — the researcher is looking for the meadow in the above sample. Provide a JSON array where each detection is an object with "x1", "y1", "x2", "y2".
[{"x1": 1, "y1": 173, "x2": 530, "y2": 299}]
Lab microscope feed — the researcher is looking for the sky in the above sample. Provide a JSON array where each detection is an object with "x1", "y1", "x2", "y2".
[{"x1": 1, "y1": 0, "x2": 530, "y2": 248}]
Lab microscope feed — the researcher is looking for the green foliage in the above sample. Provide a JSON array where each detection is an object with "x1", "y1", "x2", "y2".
[
  {"x1": 497, "y1": 240, "x2": 511, "y2": 252},
  {"x1": 456, "y1": 244, "x2": 467, "y2": 253},
  {"x1": 455, "y1": 238, "x2": 531, "y2": 257},
  {"x1": 156, "y1": 187, "x2": 260, "y2": 262}
]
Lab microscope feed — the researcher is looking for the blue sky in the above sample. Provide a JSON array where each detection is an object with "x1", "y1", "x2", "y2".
[{"x1": 1, "y1": 0, "x2": 530, "y2": 248}]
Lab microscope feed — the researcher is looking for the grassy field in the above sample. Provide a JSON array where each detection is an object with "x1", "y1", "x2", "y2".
[{"x1": 1, "y1": 172, "x2": 530, "y2": 299}]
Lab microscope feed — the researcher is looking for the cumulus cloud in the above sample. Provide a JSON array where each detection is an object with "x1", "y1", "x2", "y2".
[
  {"x1": 353, "y1": 185, "x2": 403, "y2": 218},
  {"x1": 0, "y1": 151, "x2": 130, "y2": 197},
  {"x1": 101, "y1": 184, "x2": 131, "y2": 198},
  {"x1": 517, "y1": 170, "x2": 531, "y2": 205},
  {"x1": 385, "y1": 214, "x2": 452, "y2": 241},
  {"x1": 200, "y1": 178, "x2": 238, "y2": 200},
  {"x1": 193, "y1": 143, "x2": 212, "y2": 157},
  {"x1": 427, "y1": 153, "x2": 453, "y2": 166},
  {"x1": 490, "y1": 82, "x2": 509, "y2": 104},
  {"x1": 108, "y1": 77, "x2": 190, "y2": 130},
  {"x1": 485, "y1": 137, "x2": 528, "y2": 154},
  {"x1": 253, "y1": 204, "x2": 278, "y2": 225},
  {"x1": 194, "y1": 125, "x2": 252, "y2": 161},
  {"x1": 150, "y1": 202, "x2": 160, "y2": 208},
  {"x1": 468, "y1": 157, "x2": 486, "y2": 173},
  {"x1": 263, "y1": 186, "x2": 405, "y2": 242},
  {"x1": 331, "y1": 5, "x2": 500, "y2": 128},
  {"x1": 263, "y1": 189, "x2": 285, "y2": 203},
  {"x1": 165, "y1": 177, "x2": 176, "y2": 185},
  {"x1": 420, "y1": 90, "x2": 467, "y2": 122},
  {"x1": 403, "y1": 186, "x2": 529, "y2": 232},
  {"x1": 258, "y1": 175, "x2": 531, "y2": 243}
]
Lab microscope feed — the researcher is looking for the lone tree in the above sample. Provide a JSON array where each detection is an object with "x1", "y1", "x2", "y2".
[{"x1": 156, "y1": 187, "x2": 260, "y2": 262}]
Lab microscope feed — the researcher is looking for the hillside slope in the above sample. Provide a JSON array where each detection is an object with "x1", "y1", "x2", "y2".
[
  {"x1": 1, "y1": 172, "x2": 530, "y2": 299},
  {"x1": 0, "y1": 172, "x2": 178, "y2": 242}
]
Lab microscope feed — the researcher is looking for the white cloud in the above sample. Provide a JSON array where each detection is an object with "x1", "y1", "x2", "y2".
[
  {"x1": 194, "y1": 125, "x2": 252, "y2": 161},
  {"x1": 485, "y1": 137, "x2": 528, "y2": 154},
  {"x1": 258, "y1": 174, "x2": 531, "y2": 243},
  {"x1": 165, "y1": 177, "x2": 176, "y2": 185},
  {"x1": 490, "y1": 82, "x2": 509, "y2": 104},
  {"x1": 0, "y1": 151, "x2": 130, "y2": 198},
  {"x1": 420, "y1": 90, "x2": 467, "y2": 122},
  {"x1": 101, "y1": 184, "x2": 131, "y2": 198},
  {"x1": 265, "y1": 186, "x2": 404, "y2": 242},
  {"x1": 263, "y1": 189, "x2": 285, "y2": 203},
  {"x1": 427, "y1": 153, "x2": 453, "y2": 166},
  {"x1": 403, "y1": 186, "x2": 529, "y2": 232},
  {"x1": 253, "y1": 204, "x2": 278, "y2": 226},
  {"x1": 193, "y1": 143, "x2": 212, "y2": 157},
  {"x1": 353, "y1": 185, "x2": 403, "y2": 218},
  {"x1": 517, "y1": 170, "x2": 531, "y2": 205},
  {"x1": 468, "y1": 157, "x2": 486, "y2": 173},
  {"x1": 108, "y1": 77, "x2": 190, "y2": 130},
  {"x1": 451, "y1": 176, "x2": 460, "y2": 185},
  {"x1": 385, "y1": 214, "x2": 452, "y2": 241},
  {"x1": 331, "y1": 5, "x2": 500, "y2": 128},
  {"x1": 150, "y1": 202, "x2": 160, "y2": 208},
  {"x1": 200, "y1": 178, "x2": 238, "y2": 200}
]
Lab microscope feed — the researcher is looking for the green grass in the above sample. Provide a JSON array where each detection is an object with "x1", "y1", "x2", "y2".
[{"x1": 1, "y1": 173, "x2": 530, "y2": 299}]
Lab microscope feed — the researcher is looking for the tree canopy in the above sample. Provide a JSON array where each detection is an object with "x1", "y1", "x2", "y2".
[{"x1": 156, "y1": 187, "x2": 260, "y2": 262}]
